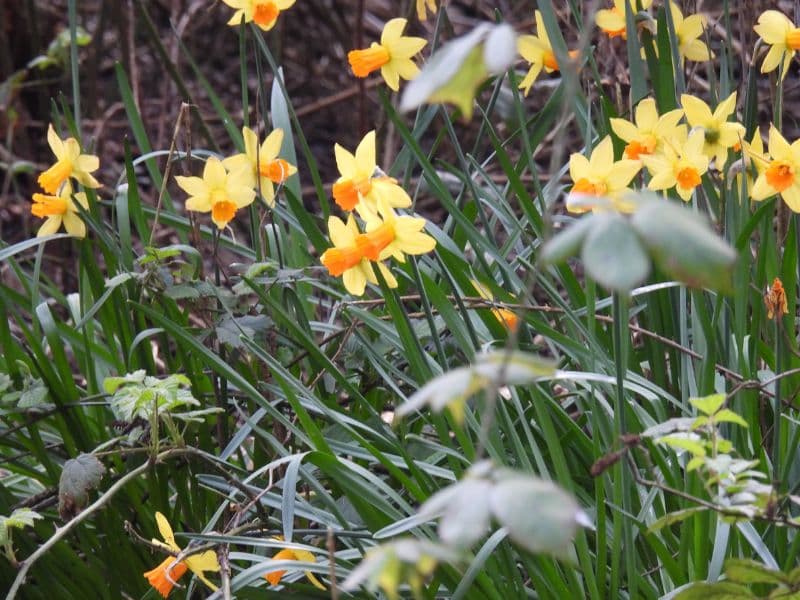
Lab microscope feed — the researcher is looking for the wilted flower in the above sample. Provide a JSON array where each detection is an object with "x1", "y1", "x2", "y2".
[
  {"x1": 765, "y1": 277, "x2": 789, "y2": 320},
  {"x1": 348, "y1": 18, "x2": 427, "y2": 91}
]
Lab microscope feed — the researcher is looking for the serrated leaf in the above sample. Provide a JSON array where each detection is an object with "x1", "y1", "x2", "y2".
[
  {"x1": 59, "y1": 454, "x2": 106, "y2": 520},
  {"x1": 581, "y1": 212, "x2": 650, "y2": 292},
  {"x1": 690, "y1": 393, "x2": 726, "y2": 416},
  {"x1": 657, "y1": 435, "x2": 707, "y2": 457},
  {"x1": 489, "y1": 477, "x2": 585, "y2": 558},
  {"x1": 631, "y1": 196, "x2": 737, "y2": 293},
  {"x1": 714, "y1": 409, "x2": 749, "y2": 428},
  {"x1": 724, "y1": 559, "x2": 788, "y2": 585}
]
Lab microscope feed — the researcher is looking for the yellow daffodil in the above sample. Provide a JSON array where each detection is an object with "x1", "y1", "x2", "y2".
[
  {"x1": 681, "y1": 92, "x2": 745, "y2": 168},
  {"x1": 416, "y1": 0, "x2": 437, "y2": 21},
  {"x1": 265, "y1": 542, "x2": 325, "y2": 590},
  {"x1": 472, "y1": 280, "x2": 519, "y2": 332},
  {"x1": 37, "y1": 123, "x2": 100, "y2": 194},
  {"x1": 751, "y1": 126, "x2": 800, "y2": 211},
  {"x1": 30, "y1": 181, "x2": 89, "y2": 238},
  {"x1": 332, "y1": 131, "x2": 411, "y2": 216},
  {"x1": 348, "y1": 18, "x2": 427, "y2": 91},
  {"x1": 668, "y1": 4, "x2": 714, "y2": 63},
  {"x1": 222, "y1": 0, "x2": 295, "y2": 31},
  {"x1": 320, "y1": 214, "x2": 397, "y2": 296},
  {"x1": 596, "y1": 0, "x2": 653, "y2": 40},
  {"x1": 360, "y1": 198, "x2": 437, "y2": 264},
  {"x1": 566, "y1": 136, "x2": 642, "y2": 213},
  {"x1": 143, "y1": 512, "x2": 219, "y2": 598},
  {"x1": 518, "y1": 10, "x2": 579, "y2": 96},
  {"x1": 641, "y1": 128, "x2": 709, "y2": 201},
  {"x1": 610, "y1": 98, "x2": 685, "y2": 161},
  {"x1": 754, "y1": 10, "x2": 800, "y2": 80},
  {"x1": 222, "y1": 126, "x2": 296, "y2": 207},
  {"x1": 175, "y1": 157, "x2": 255, "y2": 229}
]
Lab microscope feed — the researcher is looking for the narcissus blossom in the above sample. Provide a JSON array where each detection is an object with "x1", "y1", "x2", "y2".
[
  {"x1": 175, "y1": 157, "x2": 256, "y2": 229},
  {"x1": 472, "y1": 280, "x2": 519, "y2": 332},
  {"x1": 37, "y1": 124, "x2": 100, "y2": 194},
  {"x1": 641, "y1": 128, "x2": 709, "y2": 201},
  {"x1": 265, "y1": 543, "x2": 325, "y2": 590},
  {"x1": 751, "y1": 126, "x2": 800, "y2": 211},
  {"x1": 566, "y1": 136, "x2": 641, "y2": 213},
  {"x1": 143, "y1": 512, "x2": 219, "y2": 598},
  {"x1": 596, "y1": 0, "x2": 653, "y2": 40},
  {"x1": 681, "y1": 92, "x2": 745, "y2": 168},
  {"x1": 332, "y1": 131, "x2": 411, "y2": 216},
  {"x1": 348, "y1": 18, "x2": 427, "y2": 91},
  {"x1": 30, "y1": 181, "x2": 89, "y2": 238},
  {"x1": 416, "y1": 0, "x2": 437, "y2": 21},
  {"x1": 518, "y1": 10, "x2": 579, "y2": 96},
  {"x1": 222, "y1": 0, "x2": 295, "y2": 31},
  {"x1": 754, "y1": 10, "x2": 800, "y2": 80},
  {"x1": 360, "y1": 199, "x2": 437, "y2": 264},
  {"x1": 610, "y1": 98, "x2": 685, "y2": 161},
  {"x1": 668, "y1": 4, "x2": 714, "y2": 63},
  {"x1": 320, "y1": 214, "x2": 397, "y2": 296},
  {"x1": 223, "y1": 126, "x2": 296, "y2": 207}
]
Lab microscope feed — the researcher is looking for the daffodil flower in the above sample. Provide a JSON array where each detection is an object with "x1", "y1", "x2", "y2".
[
  {"x1": 348, "y1": 18, "x2": 427, "y2": 91},
  {"x1": 37, "y1": 123, "x2": 100, "y2": 194},
  {"x1": 264, "y1": 541, "x2": 326, "y2": 590},
  {"x1": 360, "y1": 198, "x2": 437, "y2": 264},
  {"x1": 751, "y1": 126, "x2": 800, "y2": 211},
  {"x1": 416, "y1": 0, "x2": 437, "y2": 21},
  {"x1": 681, "y1": 92, "x2": 745, "y2": 168},
  {"x1": 222, "y1": 0, "x2": 295, "y2": 31},
  {"x1": 596, "y1": 0, "x2": 653, "y2": 40},
  {"x1": 610, "y1": 98, "x2": 685, "y2": 161},
  {"x1": 30, "y1": 181, "x2": 89, "y2": 238},
  {"x1": 754, "y1": 10, "x2": 800, "y2": 80},
  {"x1": 332, "y1": 131, "x2": 411, "y2": 216},
  {"x1": 641, "y1": 128, "x2": 709, "y2": 201},
  {"x1": 472, "y1": 280, "x2": 519, "y2": 332},
  {"x1": 320, "y1": 214, "x2": 397, "y2": 296},
  {"x1": 223, "y1": 126, "x2": 296, "y2": 207},
  {"x1": 566, "y1": 136, "x2": 642, "y2": 213},
  {"x1": 143, "y1": 512, "x2": 219, "y2": 598},
  {"x1": 518, "y1": 10, "x2": 579, "y2": 96},
  {"x1": 175, "y1": 157, "x2": 256, "y2": 229},
  {"x1": 668, "y1": 4, "x2": 714, "y2": 63}
]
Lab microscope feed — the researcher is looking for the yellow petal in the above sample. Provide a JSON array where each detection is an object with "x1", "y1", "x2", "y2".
[
  {"x1": 354, "y1": 131, "x2": 377, "y2": 172},
  {"x1": 260, "y1": 129, "x2": 284, "y2": 162},
  {"x1": 381, "y1": 18, "x2": 408, "y2": 45},
  {"x1": 768, "y1": 125, "x2": 793, "y2": 160},
  {"x1": 635, "y1": 98, "x2": 658, "y2": 131},
  {"x1": 754, "y1": 10, "x2": 793, "y2": 45},
  {"x1": 681, "y1": 94, "x2": 713, "y2": 127},
  {"x1": 46, "y1": 123, "x2": 65, "y2": 158},
  {"x1": 155, "y1": 512, "x2": 180, "y2": 552}
]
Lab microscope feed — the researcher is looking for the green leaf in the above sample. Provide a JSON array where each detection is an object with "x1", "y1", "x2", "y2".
[
  {"x1": 631, "y1": 196, "x2": 737, "y2": 293},
  {"x1": 647, "y1": 506, "x2": 708, "y2": 533},
  {"x1": 3, "y1": 508, "x2": 43, "y2": 531},
  {"x1": 59, "y1": 453, "x2": 106, "y2": 520},
  {"x1": 674, "y1": 581, "x2": 756, "y2": 599},
  {"x1": 724, "y1": 559, "x2": 788, "y2": 585},
  {"x1": 657, "y1": 435, "x2": 707, "y2": 457},
  {"x1": 714, "y1": 409, "x2": 750, "y2": 428},
  {"x1": 581, "y1": 212, "x2": 650, "y2": 292},
  {"x1": 690, "y1": 393, "x2": 726, "y2": 416}
]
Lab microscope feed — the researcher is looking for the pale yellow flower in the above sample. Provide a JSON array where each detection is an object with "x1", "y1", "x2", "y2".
[
  {"x1": 754, "y1": 10, "x2": 800, "y2": 80},
  {"x1": 30, "y1": 181, "x2": 89, "y2": 238},
  {"x1": 222, "y1": 0, "x2": 295, "y2": 31},
  {"x1": 348, "y1": 18, "x2": 427, "y2": 91},
  {"x1": 596, "y1": 0, "x2": 653, "y2": 39},
  {"x1": 751, "y1": 126, "x2": 800, "y2": 212},
  {"x1": 669, "y1": 4, "x2": 714, "y2": 63},
  {"x1": 518, "y1": 11, "x2": 579, "y2": 96},
  {"x1": 360, "y1": 198, "x2": 437, "y2": 264},
  {"x1": 37, "y1": 124, "x2": 100, "y2": 194},
  {"x1": 265, "y1": 542, "x2": 325, "y2": 590},
  {"x1": 610, "y1": 98, "x2": 685, "y2": 161},
  {"x1": 175, "y1": 157, "x2": 255, "y2": 229},
  {"x1": 567, "y1": 136, "x2": 641, "y2": 213},
  {"x1": 641, "y1": 128, "x2": 709, "y2": 201},
  {"x1": 416, "y1": 0, "x2": 437, "y2": 21},
  {"x1": 681, "y1": 92, "x2": 745, "y2": 168}
]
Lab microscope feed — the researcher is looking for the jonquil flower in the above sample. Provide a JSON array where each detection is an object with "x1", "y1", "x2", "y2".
[
  {"x1": 681, "y1": 92, "x2": 745, "y2": 168},
  {"x1": 175, "y1": 157, "x2": 256, "y2": 229},
  {"x1": 754, "y1": 10, "x2": 800, "y2": 80},
  {"x1": 751, "y1": 126, "x2": 800, "y2": 211},
  {"x1": 332, "y1": 131, "x2": 411, "y2": 216},
  {"x1": 596, "y1": 0, "x2": 653, "y2": 39},
  {"x1": 360, "y1": 199, "x2": 437, "y2": 263},
  {"x1": 567, "y1": 136, "x2": 641, "y2": 213},
  {"x1": 610, "y1": 97, "x2": 685, "y2": 161},
  {"x1": 265, "y1": 542, "x2": 325, "y2": 590},
  {"x1": 143, "y1": 512, "x2": 219, "y2": 598},
  {"x1": 348, "y1": 18, "x2": 427, "y2": 91},
  {"x1": 472, "y1": 279, "x2": 519, "y2": 332},
  {"x1": 518, "y1": 10, "x2": 579, "y2": 96},
  {"x1": 668, "y1": 4, "x2": 714, "y2": 63},
  {"x1": 641, "y1": 128, "x2": 709, "y2": 201},
  {"x1": 320, "y1": 214, "x2": 397, "y2": 296},
  {"x1": 416, "y1": 0, "x2": 437, "y2": 21},
  {"x1": 31, "y1": 181, "x2": 89, "y2": 238},
  {"x1": 223, "y1": 126, "x2": 296, "y2": 207},
  {"x1": 222, "y1": 0, "x2": 295, "y2": 31},
  {"x1": 37, "y1": 123, "x2": 100, "y2": 194}
]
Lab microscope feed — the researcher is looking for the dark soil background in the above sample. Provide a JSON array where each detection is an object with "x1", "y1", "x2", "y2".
[{"x1": 0, "y1": 0, "x2": 777, "y2": 251}]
